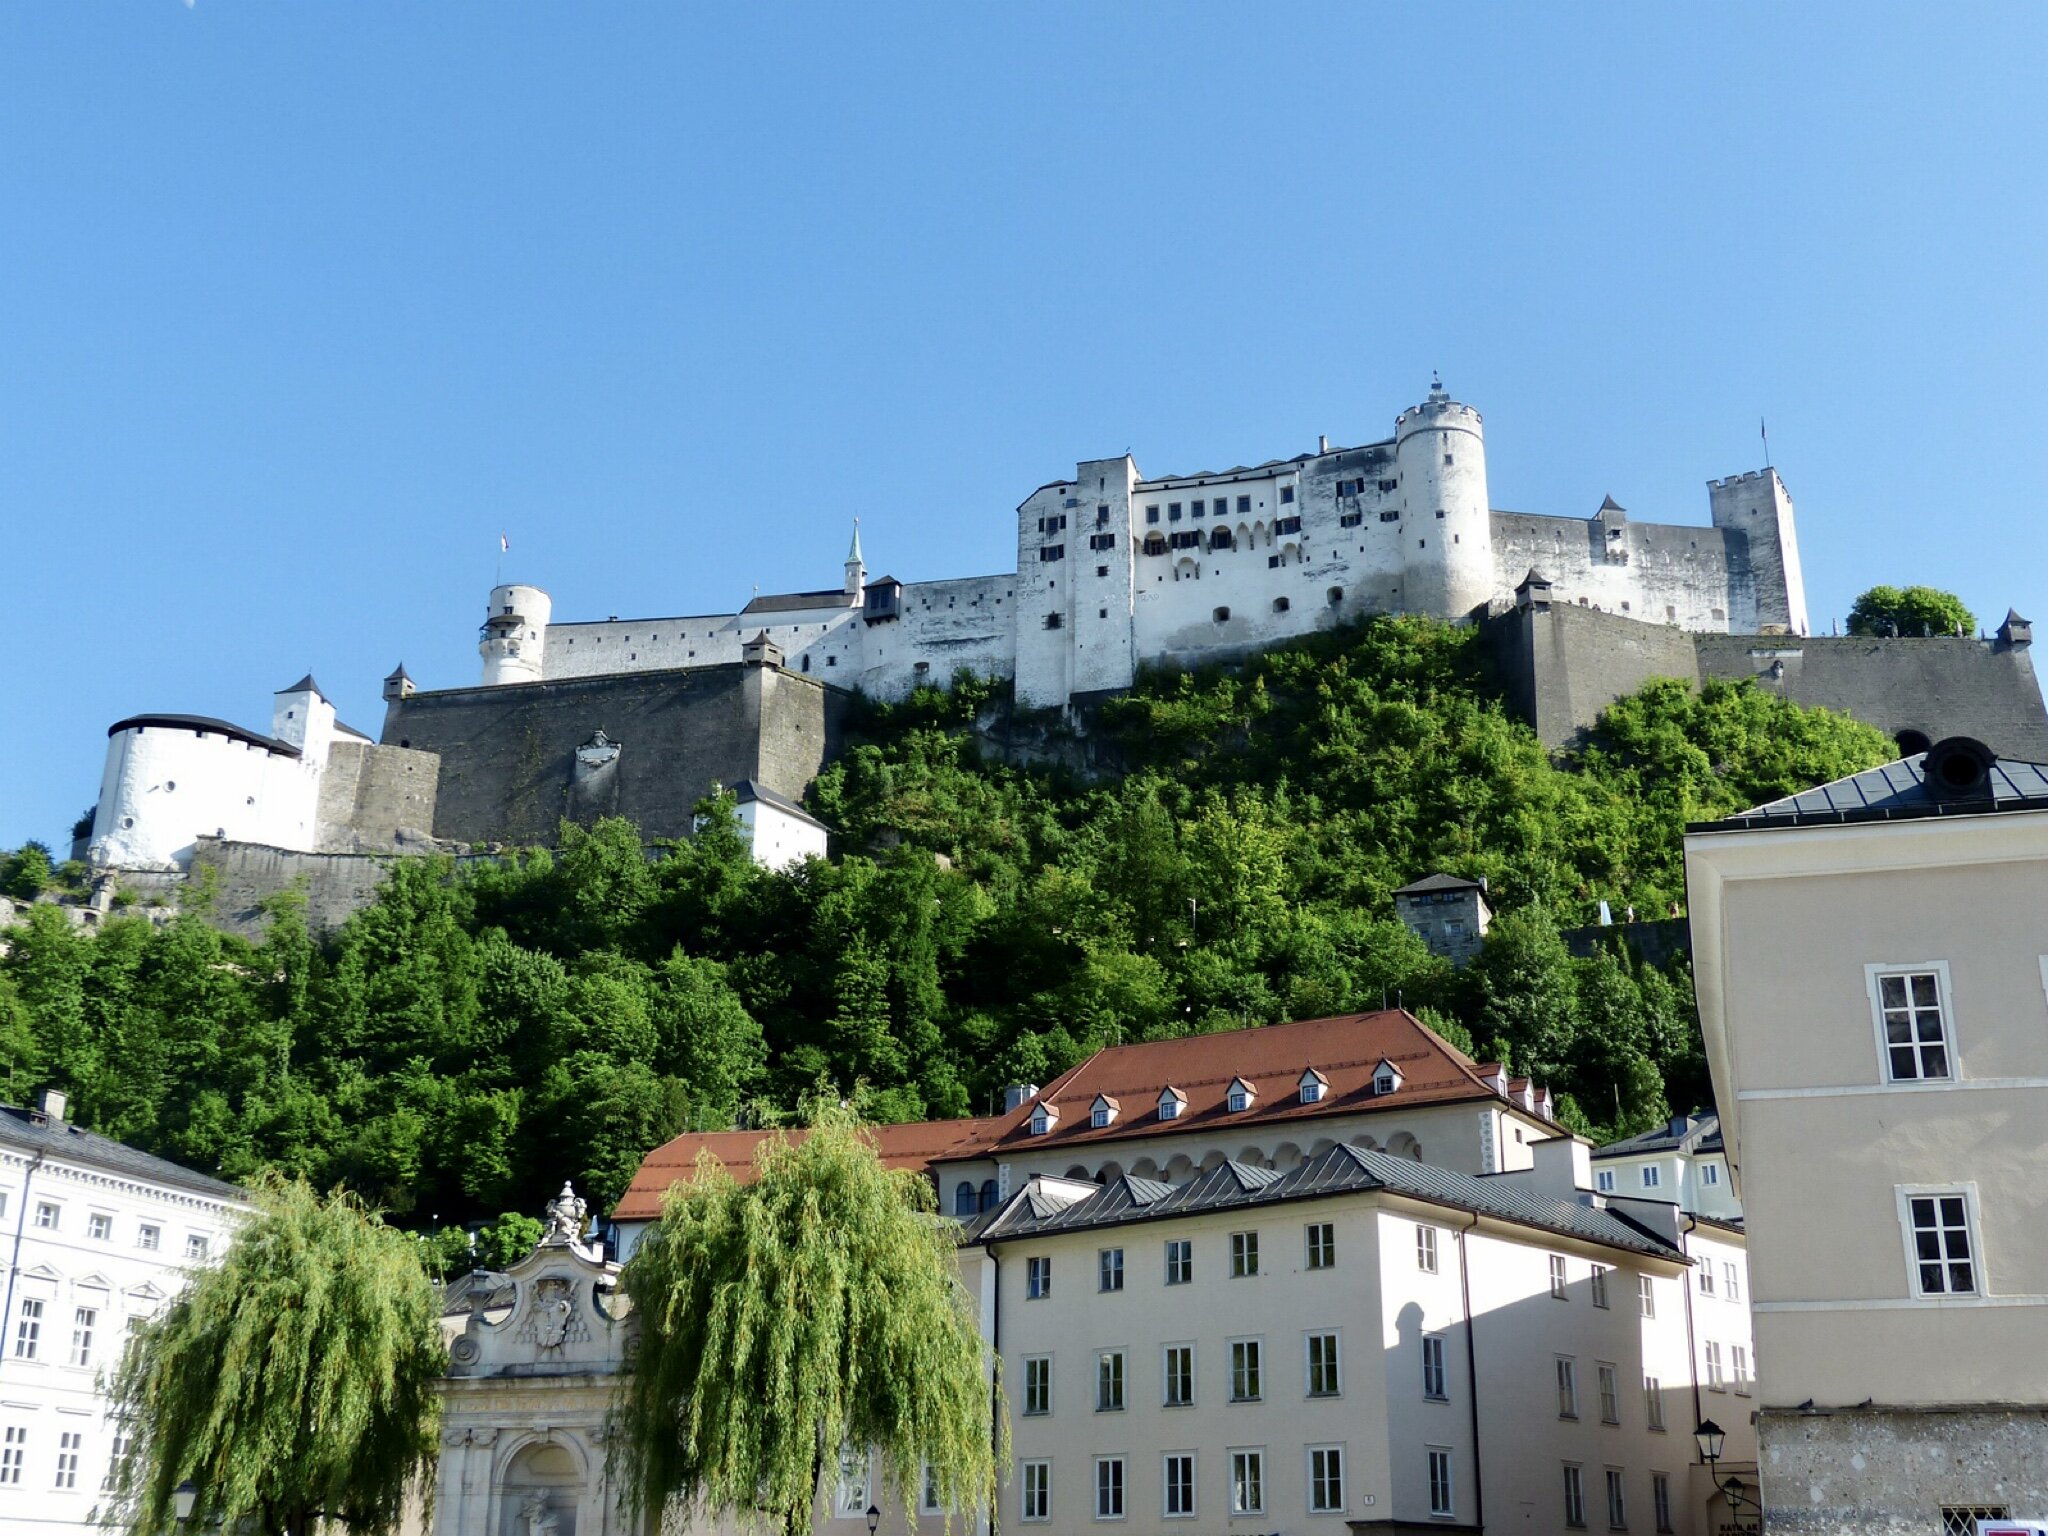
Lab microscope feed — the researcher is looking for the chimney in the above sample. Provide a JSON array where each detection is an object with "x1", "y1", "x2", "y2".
[
  {"x1": 1002, "y1": 1083, "x2": 1039, "y2": 1113},
  {"x1": 1524, "y1": 1134, "x2": 1593, "y2": 1200},
  {"x1": 1318, "y1": 434, "x2": 1329, "y2": 454},
  {"x1": 33, "y1": 1087, "x2": 68, "y2": 1124}
]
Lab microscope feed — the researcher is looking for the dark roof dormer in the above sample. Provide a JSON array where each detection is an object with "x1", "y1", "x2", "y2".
[
  {"x1": 1156, "y1": 1086, "x2": 1186, "y2": 1121},
  {"x1": 1028, "y1": 1100, "x2": 1060, "y2": 1137},
  {"x1": 862, "y1": 576, "x2": 903, "y2": 625},
  {"x1": 1225, "y1": 1076, "x2": 1257, "y2": 1113},
  {"x1": 1370, "y1": 1058, "x2": 1404, "y2": 1096},
  {"x1": 1090, "y1": 1094, "x2": 1120, "y2": 1129},
  {"x1": 741, "y1": 631, "x2": 785, "y2": 669},
  {"x1": 2000, "y1": 608, "x2": 2032, "y2": 648},
  {"x1": 1297, "y1": 1067, "x2": 1329, "y2": 1104},
  {"x1": 1515, "y1": 568, "x2": 1554, "y2": 610}
]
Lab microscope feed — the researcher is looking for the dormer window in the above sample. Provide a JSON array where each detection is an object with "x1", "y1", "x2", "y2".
[
  {"x1": 1297, "y1": 1068, "x2": 1328, "y2": 1105},
  {"x1": 1157, "y1": 1087, "x2": 1185, "y2": 1122},
  {"x1": 1029, "y1": 1102, "x2": 1059, "y2": 1137},
  {"x1": 1090, "y1": 1094, "x2": 1119, "y2": 1130},
  {"x1": 1226, "y1": 1077, "x2": 1257, "y2": 1113},
  {"x1": 1372, "y1": 1059, "x2": 1403, "y2": 1096}
]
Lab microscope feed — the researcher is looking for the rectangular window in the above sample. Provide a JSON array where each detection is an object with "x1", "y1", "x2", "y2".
[
  {"x1": 1706, "y1": 1341, "x2": 1726, "y2": 1391},
  {"x1": 1428, "y1": 1448, "x2": 1455, "y2": 1517},
  {"x1": 1906, "y1": 1191, "x2": 1979, "y2": 1295},
  {"x1": 1306, "y1": 1332, "x2": 1341, "y2": 1397},
  {"x1": 1230, "y1": 1450, "x2": 1264, "y2": 1515},
  {"x1": 137, "y1": 1225, "x2": 160, "y2": 1252},
  {"x1": 1644, "y1": 1375, "x2": 1665, "y2": 1430},
  {"x1": 0, "y1": 1425, "x2": 23, "y2": 1485},
  {"x1": 1652, "y1": 1472, "x2": 1672, "y2": 1532},
  {"x1": 1099, "y1": 1248, "x2": 1124, "y2": 1293},
  {"x1": 1308, "y1": 1446, "x2": 1345, "y2": 1513},
  {"x1": 1162, "y1": 1344, "x2": 1194, "y2": 1407},
  {"x1": 1094, "y1": 1456, "x2": 1125, "y2": 1520},
  {"x1": 1702, "y1": 1163, "x2": 1721, "y2": 1186},
  {"x1": 1023, "y1": 1355, "x2": 1051, "y2": 1416},
  {"x1": 1027, "y1": 1256, "x2": 1052, "y2": 1299},
  {"x1": 1096, "y1": 1350, "x2": 1125, "y2": 1412},
  {"x1": 55, "y1": 1431, "x2": 81, "y2": 1490},
  {"x1": 1871, "y1": 966, "x2": 1952, "y2": 1081},
  {"x1": 1191, "y1": 499, "x2": 1205, "y2": 516},
  {"x1": 1163, "y1": 1453, "x2": 1195, "y2": 1519},
  {"x1": 834, "y1": 1446, "x2": 871, "y2": 1516},
  {"x1": 1417, "y1": 1224, "x2": 1439, "y2": 1273},
  {"x1": 1591, "y1": 1265, "x2": 1610, "y2": 1309},
  {"x1": 1237, "y1": 495, "x2": 1252, "y2": 513},
  {"x1": 13, "y1": 1298, "x2": 42, "y2": 1360},
  {"x1": 1597, "y1": 1362, "x2": 1620, "y2": 1424},
  {"x1": 1164, "y1": 1239, "x2": 1192, "y2": 1286},
  {"x1": 1638, "y1": 1274, "x2": 1656, "y2": 1318},
  {"x1": 1276, "y1": 516, "x2": 1302, "y2": 535},
  {"x1": 1230, "y1": 1231, "x2": 1259, "y2": 1278},
  {"x1": 70, "y1": 1308, "x2": 95, "y2": 1369},
  {"x1": 104, "y1": 1429, "x2": 128, "y2": 1492},
  {"x1": 1421, "y1": 1334, "x2": 1448, "y2": 1400},
  {"x1": 1605, "y1": 1468, "x2": 1627, "y2": 1531},
  {"x1": 1556, "y1": 1356, "x2": 1579, "y2": 1419},
  {"x1": 1305, "y1": 1222, "x2": 1335, "y2": 1270},
  {"x1": 921, "y1": 1462, "x2": 943, "y2": 1516},
  {"x1": 1698, "y1": 1261, "x2": 1716, "y2": 1297},
  {"x1": 1550, "y1": 1255, "x2": 1568, "y2": 1298},
  {"x1": 1597, "y1": 1169, "x2": 1616, "y2": 1192},
  {"x1": 88, "y1": 1214, "x2": 111, "y2": 1242},
  {"x1": 1040, "y1": 544, "x2": 1065, "y2": 563},
  {"x1": 34, "y1": 1203, "x2": 58, "y2": 1231},
  {"x1": 1723, "y1": 1260, "x2": 1741, "y2": 1301},
  {"x1": 1733, "y1": 1345, "x2": 1752, "y2": 1395},
  {"x1": 1230, "y1": 1338, "x2": 1263, "y2": 1402},
  {"x1": 1641, "y1": 1165, "x2": 1661, "y2": 1189},
  {"x1": 1089, "y1": 533, "x2": 1116, "y2": 552},
  {"x1": 1168, "y1": 503, "x2": 1182, "y2": 521},
  {"x1": 1563, "y1": 1464, "x2": 1587, "y2": 1528},
  {"x1": 1020, "y1": 1460, "x2": 1050, "y2": 1523},
  {"x1": 185, "y1": 1234, "x2": 209, "y2": 1260},
  {"x1": 1281, "y1": 486, "x2": 1295, "y2": 504}
]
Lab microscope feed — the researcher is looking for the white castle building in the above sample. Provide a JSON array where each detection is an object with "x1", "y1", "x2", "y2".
[{"x1": 478, "y1": 379, "x2": 1807, "y2": 710}]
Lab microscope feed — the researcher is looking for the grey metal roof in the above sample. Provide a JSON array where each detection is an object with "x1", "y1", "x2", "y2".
[
  {"x1": 0, "y1": 1105, "x2": 243, "y2": 1201},
  {"x1": 1700, "y1": 752, "x2": 2048, "y2": 832},
  {"x1": 105, "y1": 714, "x2": 301, "y2": 758},
  {"x1": 727, "y1": 778, "x2": 827, "y2": 830},
  {"x1": 1393, "y1": 872, "x2": 1484, "y2": 896},
  {"x1": 740, "y1": 589, "x2": 852, "y2": 615},
  {"x1": 1593, "y1": 1112, "x2": 1723, "y2": 1160},
  {"x1": 974, "y1": 1144, "x2": 1683, "y2": 1259}
]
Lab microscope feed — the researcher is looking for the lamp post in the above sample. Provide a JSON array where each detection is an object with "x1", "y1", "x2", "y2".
[
  {"x1": 865, "y1": 1504, "x2": 880, "y2": 1536},
  {"x1": 172, "y1": 1481, "x2": 198, "y2": 1526},
  {"x1": 1692, "y1": 1422, "x2": 1757, "y2": 1531}
]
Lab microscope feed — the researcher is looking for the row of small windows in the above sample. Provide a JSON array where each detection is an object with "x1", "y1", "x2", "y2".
[
  {"x1": 3, "y1": 1194, "x2": 196, "y2": 1255},
  {"x1": 1558, "y1": 1463, "x2": 1674, "y2": 1533},
  {"x1": 1030, "y1": 1065, "x2": 1400, "y2": 1136},
  {"x1": 0, "y1": 1424, "x2": 109, "y2": 1494},
  {"x1": 1023, "y1": 1329, "x2": 1347, "y2": 1416},
  {"x1": 1017, "y1": 1445, "x2": 1357, "y2": 1522},
  {"x1": 1145, "y1": 494, "x2": 1265, "y2": 524},
  {"x1": 1024, "y1": 1223, "x2": 1337, "y2": 1297}
]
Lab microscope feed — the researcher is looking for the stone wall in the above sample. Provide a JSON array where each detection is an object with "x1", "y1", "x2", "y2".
[
  {"x1": 314, "y1": 740, "x2": 441, "y2": 851},
  {"x1": 1482, "y1": 602, "x2": 1703, "y2": 747},
  {"x1": 381, "y1": 662, "x2": 847, "y2": 846},
  {"x1": 184, "y1": 837, "x2": 490, "y2": 939},
  {"x1": 1759, "y1": 1405, "x2": 2048, "y2": 1535}
]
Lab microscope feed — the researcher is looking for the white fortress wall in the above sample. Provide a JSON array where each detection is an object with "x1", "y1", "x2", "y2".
[
  {"x1": 1488, "y1": 511, "x2": 1756, "y2": 631},
  {"x1": 861, "y1": 574, "x2": 1016, "y2": 696},
  {"x1": 542, "y1": 613, "x2": 755, "y2": 679},
  {"x1": 91, "y1": 722, "x2": 323, "y2": 869}
]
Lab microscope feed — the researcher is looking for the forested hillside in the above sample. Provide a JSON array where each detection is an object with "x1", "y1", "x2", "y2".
[{"x1": 0, "y1": 616, "x2": 1890, "y2": 1226}]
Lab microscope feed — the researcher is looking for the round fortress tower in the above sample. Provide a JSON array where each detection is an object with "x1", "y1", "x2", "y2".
[
  {"x1": 1395, "y1": 377, "x2": 1495, "y2": 619},
  {"x1": 479, "y1": 583, "x2": 553, "y2": 685}
]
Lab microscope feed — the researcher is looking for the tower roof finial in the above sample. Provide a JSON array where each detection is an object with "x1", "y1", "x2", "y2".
[
  {"x1": 1427, "y1": 371, "x2": 1448, "y2": 405},
  {"x1": 847, "y1": 517, "x2": 864, "y2": 565}
]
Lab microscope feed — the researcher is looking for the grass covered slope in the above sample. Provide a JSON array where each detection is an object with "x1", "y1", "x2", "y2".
[{"x1": 0, "y1": 617, "x2": 1890, "y2": 1226}]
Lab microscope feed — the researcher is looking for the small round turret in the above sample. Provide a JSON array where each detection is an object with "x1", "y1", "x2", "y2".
[
  {"x1": 1395, "y1": 376, "x2": 1494, "y2": 618},
  {"x1": 480, "y1": 583, "x2": 553, "y2": 685}
]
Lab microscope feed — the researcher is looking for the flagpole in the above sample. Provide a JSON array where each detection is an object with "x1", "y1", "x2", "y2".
[{"x1": 1761, "y1": 416, "x2": 1771, "y2": 470}]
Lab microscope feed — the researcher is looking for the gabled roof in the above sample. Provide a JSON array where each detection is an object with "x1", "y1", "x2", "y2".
[
  {"x1": 1593, "y1": 1112, "x2": 1724, "y2": 1160},
  {"x1": 728, "y1": 779, "x2": 827, "y2": 830},
  {"x1": 278, "y1": 674, "x2": 324, "y2": 697},
  {"x1": 976, "y1": 1144, "x2": 1684, "y2": 1260},
  {"x1": 610, "y1": 1116, "x2": 1002, "y2": 1220},
  {"x1": 1598, "y1": 494, "x2": 1626, "y2": 514},
  {"x1": 1393, "y1": 872, "x2": 1484, "y2": 896},
  {"x1": 0, "y1": 1104, "x2": 242, "y2": 1202},
  {"x1": 1699, "y1": 750, "x2": 2048, "y2": 832},
  {"x1": 740, "y1": 589, "x2": 853, "y2": 615},
  {"x1": 953, "y1": 1010, "x2": 1538, "y2": 1160}
]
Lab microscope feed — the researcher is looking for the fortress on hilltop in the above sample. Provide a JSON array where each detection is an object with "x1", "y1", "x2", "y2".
[
  {"x1": 468, "y1": 378, "x2": 1809, "y2": 711},
  {"x1": 73, "y1": 379, "x2": 2048, "y2": 931}
]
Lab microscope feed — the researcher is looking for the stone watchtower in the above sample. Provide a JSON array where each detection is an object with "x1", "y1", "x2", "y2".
[
  {"x1": 1393, "y1": 872, "x2": 1493, "y2": 966},
  {"x1": 1395, "y1": 377, "x2": 1496, "y2": 619},
  {"x1": 480, "y1": 584, "x2": 553, "y2": 685}
]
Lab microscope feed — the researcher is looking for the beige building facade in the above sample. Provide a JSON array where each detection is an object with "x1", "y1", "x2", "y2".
[{"x1": 1687, "y1": 740, "x2": 2048, "y2": 1534}]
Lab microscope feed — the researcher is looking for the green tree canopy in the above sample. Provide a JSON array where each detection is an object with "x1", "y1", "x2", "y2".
[
  {"x1": 1847, "y1": 583, "x2": 1977, "y2": 638},
  {"x1": 613, "y1": 1102, "x2": 1003, "y2": 1534},
  {"x1": 109, "y1": 1176, "x2": 445, "y2": 1536}
]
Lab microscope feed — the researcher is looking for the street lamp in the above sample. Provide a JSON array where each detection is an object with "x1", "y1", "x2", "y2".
[
  {"x1": 865, "y1": 1504, "x2": 880, "y2": 1536},
  {"x1": 172, "y1": 1482, "x2": 198, "y2": 1525},
  {"x1": 1693, "y1": 1423, "x2": 1757, "y2": 1528}
]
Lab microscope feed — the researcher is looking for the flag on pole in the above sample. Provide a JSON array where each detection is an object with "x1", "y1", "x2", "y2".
[{"x1": 500, "y1": 533, "x2": 509, "y2": 552}]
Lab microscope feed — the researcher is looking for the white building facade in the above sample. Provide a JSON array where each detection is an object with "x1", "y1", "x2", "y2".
[
  {"x1": 0, "y1": 1090, "x2": 245, "y2": 1536},
  {"x1": 1591, "y1": 1113, "x2": 1741, "y2": 1223},
  {"x1": 471, "y1": 382, "x2": 1805, "y2": 711}
]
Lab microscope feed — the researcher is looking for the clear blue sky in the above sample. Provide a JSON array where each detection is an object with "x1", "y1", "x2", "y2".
[{"x1": 6, "y1": 4, "x2": 2046, "y2": 849}]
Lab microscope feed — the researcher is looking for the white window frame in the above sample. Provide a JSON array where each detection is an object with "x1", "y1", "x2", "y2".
[
  {"x1": 1550, "y1": 1254, "x2": 1568, "y2": 1299},
  {"x1": 1590, "y1": 1265, "x2": 1610, "y2": 1309},
  {"x1": 1556, "y1": 1355, "x2": 1579, "y2": 1418},
  {"x1": 1092, "y1": 1455, "x2": 1126, "y2": 1521},
  {"x1": 1563, "y1": 1463, "x2": 1587, "y2": 1529},
  {"x1": 33, "y1": 1202, "x2": 59, "y2": 1231},
  {"x1": 1026, "y1": 1255, "x2": 1052, "y2": 1300},
  {"x1": 1732, "y1": 1344, "x2": 1752, "y2": 1396},
  {"x1": 1417, "y1": 1224, "x2": 1440, "y2": 1274},
  {"x1": 1638, "y1": 1273, "x2": 1656, "y2": 1318},
  {"x1": 136, "y1": 1225, "x2": 160, "y2": 1252},
  {"x1": 1698, "y1": 1261, "x2": 1716, "y2": 1297},
  {"x1": 1229, "y1": 1336, "x2": 1263, "y2": 1403},
  {"x1": 1701, "y1": 1162, "x2": 1721, "y2": 1187},
  {"x1": 1304, "y1": 1329, "x2": 1342, "y2": 1398},
  {"x1": 1596, "y1": 1168, "x2": 1616, "y2": 1193},
  {"x1": 1161, "y1": 1342, "x2": 1194, "y2": 1408},
  {"x1": 69, "y1": 1307, "x2": 95, "y2": 1370},
  {"x1": 1095, "y1": 1349, "x2": 1126, "y2": 1412},
  {"x1": 13, "y1": 1297, "x2": 43, "y2": 1360},
  {"x1": 1705, "y1": 1340, "x2": 1725, "y2": 1391},
  {"x1": 87, "y1": 1213, "x2": 112, "y2": 1242},
  {"x1": 1305, "y1": 1221, "x2": 1335, "y2": 1270},
  {"x1": 1163, "y1": 1238, "x2": 1192, "y2": 1286},
  {"x1": 1597, "y1": 1361, "x2": 1621, "y2": 1424},
  {"x1": 920, "y1": 1462, "x2": 944, "y2": 1516},
  {"x1": 1022, "y1": 1353, "x2": 1052, "y2": 1416},
  {"x1": 1229, "y1": 1230, "x2": 1259, "y2": 1278},
  {"x1": 1722, "y1": 1259, "x2": 1741, "y2": 1301},
  {"x1": 1652, "y1": 1470, "x2": 1673, "y2": 1533},
  {"x1": 1644, "y1": 1374, "x2": 1665, "y2": 1430},
  {"x1": 0, "y1": 1424, "x2": 23, "y2": 1486},
  {"x1": 1019, "y1": 1459, "x2": 1051, "y2": 1523},
  {"x1": 1865, "y1": 961, "x2": 1956, "y2": 1084},
  {"x1": 1604, "y1": 1466, "x2": 1627, "y2": 1531},
  {"x1": 1640, "y1": 1164, "x2": 1661, "y2": 1190},
  {"x1": 1161, "y1": 1451, "x2": 1196, "y2": 1520},
  {"x1": 1229, "y1": 1448, "x2": 1266, "y2": 1515},
  {"x1": 55, "y1": 1429, "x2": 82, "y2": 1491},
  {"x1": 1421, "y1": 1333, "x2": 1449, "y2": 1401},
  {"x1": 1306, "y1": 1444, "x2": 1346, "y2": 1515},
  {"x1": 1427, "y1": 1446, "x2": 1455, "y2": 1517},
  {"x1": 832, "y1": 1446, "x2": 872, "y2": 1517},
  {"x1": 1098, "y1": 1248, "x2": 1124, "y2": 1293},
  {"x1": 1897, "y1": 1183, "x2": 1983, "y2": 1298}
]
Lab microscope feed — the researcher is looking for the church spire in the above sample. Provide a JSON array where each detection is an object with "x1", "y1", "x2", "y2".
[{"x1": 844, "y1": 518, "x2": 866, "y2": 599}]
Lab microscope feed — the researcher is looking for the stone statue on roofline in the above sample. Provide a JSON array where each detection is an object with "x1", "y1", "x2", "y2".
[{"x1": 543, "y1": 1181, "x2": 588, "y2": 1246}]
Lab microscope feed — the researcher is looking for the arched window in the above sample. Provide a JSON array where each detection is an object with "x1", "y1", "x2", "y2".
[
  {"x1": 1209, "y1": 528, "x2": 1233, "y2": 551},
  {"x1": 954, "y1": 1182, "x2": 977, "y2": 1216},
  {"x1": 979, "y1": 1179, "x2": 999, "y2": 1212}
]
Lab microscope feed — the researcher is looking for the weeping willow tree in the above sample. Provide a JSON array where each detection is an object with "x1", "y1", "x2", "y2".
[
  {"x1": 614, "y1": 1102, "x2": 1004, "y2": 1533},
  {"x1": 107, "y1": 1175, "x2": 445, "y2": 1536}
]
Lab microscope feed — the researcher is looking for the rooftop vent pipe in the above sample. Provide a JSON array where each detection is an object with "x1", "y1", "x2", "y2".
[{"x1": 1923, "y1": 737, "x2": 1997, "y2": 803}]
